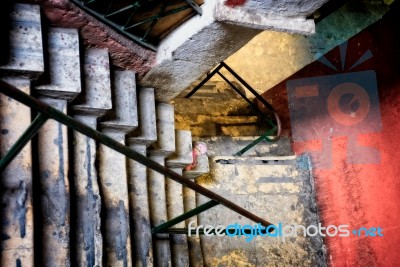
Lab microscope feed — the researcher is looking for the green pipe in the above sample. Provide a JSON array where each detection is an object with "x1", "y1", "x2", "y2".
[{"x1": 152, "y1": 200, "x2": 219, "y2": 234}]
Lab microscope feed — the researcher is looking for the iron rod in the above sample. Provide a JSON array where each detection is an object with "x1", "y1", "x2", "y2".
[
  {"x1": 182, "y1": 0, "x2": 202, "y2": 15},
  {"x1": 185, "y1": 63, "x2": 224, "y2": 98},
  {"x1": 216, "y1": 70, "x2": 276, "y2": 129},
  {"x1": 0, "y1": 113, "x2": 48, "y2": 173},
  {"x1": 221, "y1": 62, "x2": 276, "y2": 112},
  {"x1": 152, "y1": 200, "x2": 219, "y2": 234},
  {"x1": 0, "y1": 80, "x2": 273, "y2": 228}
]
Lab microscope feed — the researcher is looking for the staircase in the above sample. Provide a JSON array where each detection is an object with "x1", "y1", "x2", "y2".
[
  {"x1": 0, "y1": 4, "x2": 209, "y2": 267},
  {"x1": 0, "y1": 3, "x2": 325, "y2": 267}
]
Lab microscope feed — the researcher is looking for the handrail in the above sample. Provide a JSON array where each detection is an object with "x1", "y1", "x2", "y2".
[
  {"x1": 0, "y1": 80, "x2": 273, "y2": 231},
  {"x1": 185, "y1": 61, "x2": 281, "y2": 142}
]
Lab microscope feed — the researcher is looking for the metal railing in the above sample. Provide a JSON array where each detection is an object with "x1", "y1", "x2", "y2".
[
  {"x1": 70, "y1": 0, "x2": 202, "y2": 51},
  {"x1": 185, "y1": 61, "x2": 282, "y2": 156},
  {"x1": 0, "y1": 79, "x2": 273, "y2": 236}
]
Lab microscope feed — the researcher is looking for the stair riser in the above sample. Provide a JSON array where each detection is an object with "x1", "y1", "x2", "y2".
[
  {"x1": 98, "y1": 132, "x2": 132, "y2": 267},
  {"x1": 148, "y1": 155, "x2": 172, "y2": 267},
  {"x1": 37, "y1": 98, "x2": 70, "y2": 267},
  {"x1": 127, "y1": 144, "x2": 154, "y2": 267},
  {"x1": 72, "y1": 115, "x2": 103, "y2": 267},
  {"x1": 0, "y1": 78, "x2": 34, "y2": 267}
]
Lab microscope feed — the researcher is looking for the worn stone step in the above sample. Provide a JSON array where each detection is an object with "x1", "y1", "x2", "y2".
[
  {"x1": 98, "y1": 69, "x2": 138, "y2": 267},
  {"x1": 32, "y1": 25, "x2": 82, "y2": 267},
  {"x1": 98, "y1": 131, "x2": 132, "y2": 267},
  {"x1": 195, "y1": 155, "x2": 323, "y2": 266},
  {"x1": 128, "y1": 87, "x2": 157, "y2": 146},
  {"x1": 148, "y1": 103, "x2": 176, "y2": 157},
  {"x1": 71, "y1": 47, "x2": 113, "y2": 267},
  {"x1": 195, "y1": 135, "x2": 293, "y2": 157},
  {"x1": 182, "y1": 186, "x2": 204, "y2": 267},
  {"x1": 127, "y1": 143, "x2": 153, "y2": 267},
  {"x1": 72, "y1": 48, "x2": 112, "y2": 116},
  {"x1": 101, "y1": 70, "x2": 138, "y2": 131},
  {"x1": 0, "y1": 4, "x2": 44, "y2": 77},
  {"x1": 166, "y1": 168, "x2": 190, "y2": 267},
  {"x1": 148, "y1": 155, "x2": 172, "y2": 267},
  {"x1": 183, "y1": 154, "x2": 209, "y2": 179},
  {"x1": 166, "y1": 130, "x2": 193, "y2": 169},
  {"x1": 0, "y1": 78, "x2": 34, "y2": 267},
  {"x1": 36, "y1": 97, "x2": 71, "y2": 267},
  {"x1": 36, "y1": 28, "x2": 81, "y2": 100}
]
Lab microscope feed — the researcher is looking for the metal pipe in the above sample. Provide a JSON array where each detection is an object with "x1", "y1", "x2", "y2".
[{"x1": 0, "y1": 80, "x2": 274, "y2": 228}]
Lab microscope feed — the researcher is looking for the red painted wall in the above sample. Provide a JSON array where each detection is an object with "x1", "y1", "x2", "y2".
[{"x1": 259, "y1": 5, "x2": 400, "y2": 266}]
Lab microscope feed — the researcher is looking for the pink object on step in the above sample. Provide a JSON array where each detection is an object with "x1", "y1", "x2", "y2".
[{"x1": 185, "y1": 142, "x2": 207, "y2": 171}]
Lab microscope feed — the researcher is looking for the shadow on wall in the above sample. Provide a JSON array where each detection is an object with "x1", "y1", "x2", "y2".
[{"x1": 257, "y1": 3, "x2": 400, "y2": 266}]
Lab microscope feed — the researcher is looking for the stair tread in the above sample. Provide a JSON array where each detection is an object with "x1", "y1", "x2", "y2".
[
  {"x1": 73, "y1": 48, "x2": 112, "y2": 115},
  {"x1": 35, "y1": 27, "x2": 81, "y2": 100},
  {"x1": 0, "y1": 4, "x2": 44, "y2": 76}
]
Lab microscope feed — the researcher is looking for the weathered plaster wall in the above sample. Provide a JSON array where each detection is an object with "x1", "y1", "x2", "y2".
[
  {"x1": 211, "y1": 0, "x2": 389, "y2": 96},
  {"x1": 259, "y1": 5, "x2": 400, "y2": 265}
]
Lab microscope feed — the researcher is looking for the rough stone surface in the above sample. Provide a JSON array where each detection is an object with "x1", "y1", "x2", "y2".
[
  {"x1": 127, "y1": 144, "x2": 154, "y2": 267},
  {"x1": 72, "y1": 115, "x2": 103, "y2": 267},
  {"x1": 147, "y1": 155, "x2": 172, "y2": 267},
  {"x1": 166, "y1": 130, "x2": 193, "y2": 169},
  {"x1": 182, "y1": 186, "x2": 204, "y2": 267},
  {"x1": 37, "y1": 98, "x2": 71, "y2": 267},
  {"x1": 98, "y1": 131, "x2": 132, "y2": 267},
  {"x1": 183, "y1": 155, "x2": 210, "y2": 179},
  {"x1": 0, "y1": 4, "x2": 44, "y2": 77},
  {"x1": 129, "y1": 87, "x2": 157, "y2": 145},
  {"x1": 214, "y1": 2, "x2": 316, "y2": 34},
  {"x1": 0, "y1": 78, "x2": 34, "y2": 267},
  {"x1": 140, "y1": 17, "x2": 261, "y2": 101},
  {"x1": 149, "y1": 103, "x2": 176, "y2": 156},
  {"x1": 197, "y1": 136, "x2": 293, "y2": 157},
  {"x1": 101, "y1": 70, "x2": 138, "y2": 132},
  {"x1": 166, "y1": 168, "x2": 190, "y2": 267},
  {"x1": 72, "y1": 48, "x2": 112, "y2": 115},
  {"x1": 196, "y1": 155, "x2": 326, "y2": 266},
  {"x1": 35, "y1": 28, "x2": 81, "y2": 100},
  {"x1": 21, "y1": 0, "x2": 155, "y2": 78},
  {"x1": 223, "y1": 0, "x2": 328, "y2": 17}
]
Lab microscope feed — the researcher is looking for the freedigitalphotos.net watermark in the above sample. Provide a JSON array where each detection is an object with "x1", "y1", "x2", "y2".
[{"x1": 187, "y1": 221, "x2": 383, "y2": 242}]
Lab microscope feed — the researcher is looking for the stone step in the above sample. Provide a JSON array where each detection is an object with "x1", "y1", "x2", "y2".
[
  {"x1": 195, "y1": 155, "x2": 322, "y2": 266},
  {"x1": 101, "y1": 70, "x2": 138, "y2": 131},
  {"x1": 36, "y1": 28, "x2": 81, "y2": 100},
  {"x1": 148, "y1": 103, "x2": 176, "y2": 157},
  {"x1": 71, "y1": 47, "x2": 113, "y2": 267},
  {"x1": 0, "y1": 4, "x2": 44, "y2": 78},
  {"x1": 0, "y1": 77, "x2": 34, "y2": 267},
  {"x1": 195, "y1": 135, "x2": 293, "y2": 157},
  {"x1": 99, "y1": 69, "x2": 138, "y2": 266},
  {"x1": 183, "y1": 154, "x2": 210, "y2": 179},
  {"x1": 128, "y1": 87, "x2": 157, "y2": 146},
  {"x1": 166, "y1": 130, "x2": 193, "y2": 169},
  {"x1": 148, "y1": 155, "x2": 172, "y2": 267},
  {"x1": 183, "y1": 186, "x2": 204, "y2": 267},
  {"x1": 127, "y1": 144, "x2": 153, "y2": 266},
  {"x1": 32, "y1": 26, "x2": 82, "y2": 267},
  {"x1": 72, "y1": 48, "x2": 112, "y2": 116},
  {"x1": 166, "y1": 168, "x2": 190, "y2": 267}
]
